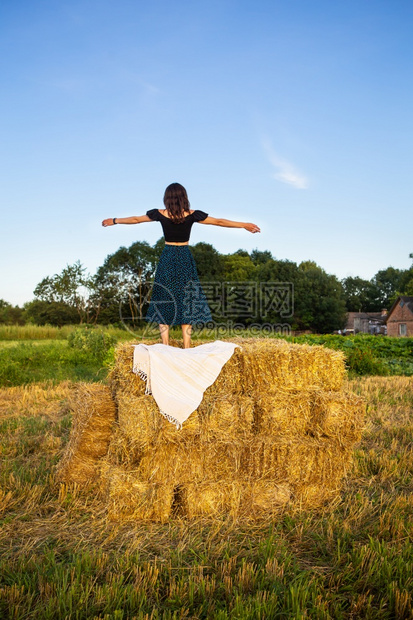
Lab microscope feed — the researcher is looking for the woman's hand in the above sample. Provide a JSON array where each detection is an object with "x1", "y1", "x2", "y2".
[
  {"x1": 244, "y1": 223, "x2": 261, "y2": 233},
  {"x1": 102, "y1": 218, "x2": 115, "y2": 227}
]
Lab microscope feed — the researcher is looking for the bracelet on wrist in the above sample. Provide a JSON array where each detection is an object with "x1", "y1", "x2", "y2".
[{"x1": 113, "y1": 218, "x2": 117, "y2": 225}]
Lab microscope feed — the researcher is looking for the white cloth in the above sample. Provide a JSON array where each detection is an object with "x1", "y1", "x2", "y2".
[{"x1": 132, "y1": 340, "x2": 242, "y2": 429}]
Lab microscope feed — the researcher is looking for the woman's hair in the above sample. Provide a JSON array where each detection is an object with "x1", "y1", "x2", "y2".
[{"x1": 163, "y1": 183, "x2": 190, "y2": 223}]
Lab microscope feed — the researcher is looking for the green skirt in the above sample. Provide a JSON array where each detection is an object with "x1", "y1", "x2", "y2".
[{"x1": 144, "y1": 245, "x2": 213, "y2": 326}]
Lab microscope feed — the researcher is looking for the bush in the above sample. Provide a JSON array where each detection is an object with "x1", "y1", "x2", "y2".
[
  {"x1": 67, "y1": 327, "x2": 117, "y2": 362},
  {"x1": 344, "y1": 347, "x2": 388, "y2": 376}
]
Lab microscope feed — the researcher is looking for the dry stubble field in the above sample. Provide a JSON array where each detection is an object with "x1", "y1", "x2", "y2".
[{"x1": 0, "y1": 375, "x2": 412, "y2": 619}]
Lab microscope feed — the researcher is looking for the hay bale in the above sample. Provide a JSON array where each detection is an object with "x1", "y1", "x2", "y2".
[
  {"x1": 197, "y1": 394, "x2": 254, "y2": 440},
  {"x1": 230, "y1": 337, "x2": 346, "y2": 394},
  {"x1": 241, "y1": 480, "x2": 291, "y2": 517},
  {"x1": 107, "y1": 343, "x2": 147, "y2": 397},
  {"x1": 105, "y1": 424, "x2": 245, "y2": 485},
  {"x1": 253, "y1": 390, "x2": 314, "y2": 437},
  {"x1": 293, "y1": 483, "x2": 343, "y2": 507},
  {"x1": 99, "y1": 461, "x2": 173, "y2": 523},
  {"x1": 177, "y1": 480, "x2": 291, "y2": 519},
  {"x1": 135, "y1": 438, "x2": 253, "y2": 485},
  {"x1": 105, "y1": 425, "x2": 143, "y2": 467},
  {"x1": 116, "y1": 391, "x2": 201, "y2": 447},
  {"x1": 240, "y1": 436, "x2": 354, "y2": 487},
  {"x1": 55, "y1": 383, "x2": 116, "y2": 484},
  {"x1": 253, "y1": 389, "x2": 365, "y2": 443},
  {"x1": 176, "y1": 481, "x2": 241, "y2": 518},
  {"x1": 309, "y1": 390, "x2": 366, "y2": 445}
]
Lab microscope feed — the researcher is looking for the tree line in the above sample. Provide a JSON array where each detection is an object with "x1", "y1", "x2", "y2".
[{"x1": 2, "y1": 242, "x2": 413, "y2": 334}]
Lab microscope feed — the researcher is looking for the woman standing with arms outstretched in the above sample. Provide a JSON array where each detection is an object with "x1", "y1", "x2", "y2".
[{"x1": 102, "y1": 183, "x2": 260, "y2": 348}]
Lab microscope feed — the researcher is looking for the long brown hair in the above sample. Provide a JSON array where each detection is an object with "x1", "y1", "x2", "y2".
[{"x1": 163, "y1": 183, "x2": 191, "y2": 223}]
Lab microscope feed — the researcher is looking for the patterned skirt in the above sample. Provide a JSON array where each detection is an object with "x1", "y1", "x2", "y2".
[{"x1": 144, "y1": 245, "x2": 213, "y2": 326}]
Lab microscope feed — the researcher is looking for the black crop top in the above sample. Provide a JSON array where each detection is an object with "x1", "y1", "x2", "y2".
[{"x1": 146, "y1": 209, "x2": 209, "y2": 242}]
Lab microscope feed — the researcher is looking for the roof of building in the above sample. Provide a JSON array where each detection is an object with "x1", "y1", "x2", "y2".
[{"x1": 386, "y1": 296, "x2": 413, "y2": 322}]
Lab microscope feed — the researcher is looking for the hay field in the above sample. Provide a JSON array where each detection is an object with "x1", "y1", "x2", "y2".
[{"x1": 0, "y1": 376, "x2": 412, "y2": 618}]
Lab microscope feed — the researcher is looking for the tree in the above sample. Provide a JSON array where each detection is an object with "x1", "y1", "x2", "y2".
[
  {"x1": 87, "y1": 271, "x2": 125, "y2": 325},
  {"x1": 295, "y1": 261, "x2": 347, "y2": 333},
  {"x1": 371, "y1": 267, "x2": 404, "y2": 308},
  {"x1": 376, "y1": 254, "x2": 413, "y2": 306},
  {"x1": 405, "y1": 279, "x2": 413, "y2": 296},
  {"x1": 33, "y1": 261, "x2": 93, "y2": 323},
  {"x1": 24, "y1": 300, "x2": 78, "y2": 326},
  {"x1": 0, "y1": 300, "x2": 24, "y2": 325},
  {"x1": 254, "y1": 258, "x2": 298, "y2": 284},
  {"x1": 250, "y1": 249, "x2": 273, "y2": 266},
  {"x1": 397, "y1": 254, "x2": 413, "y2": 295},
  {"x1": 94, "y1": 239, "x2": 161, "y2": 326},
  {"x1": 221, "y1": 253, "x2": 256, "y2": 282},
  {"x1": 342, "y1": 276, "x2": 379, "y2": 312},
  {"x1": 190, "y1": 243, "x2": 225, "y2": 281},
  {"x1": 253, "y1": 258, "x2": 298, "y2": 327}
]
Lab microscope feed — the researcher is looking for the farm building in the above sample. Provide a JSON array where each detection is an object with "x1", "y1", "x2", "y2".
[
  {"x1": 385, "y1": 296, "x2": 413, "y2": 337},
  {"x1": 345, "y1": 310, "x2": 387, "y2": 335}
]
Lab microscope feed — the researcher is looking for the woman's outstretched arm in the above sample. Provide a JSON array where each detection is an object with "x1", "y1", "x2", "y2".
[
  {"x1": 102, "y1": 215, "x2": 152, "y2": 226},
  {"x1": 199, "y1": 216, "x2": 260, "y2": 233}
]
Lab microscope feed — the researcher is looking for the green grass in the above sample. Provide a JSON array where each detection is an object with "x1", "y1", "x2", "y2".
[
  {"x1": 0, "y1": 341, "x2": 107, "y2": 387},
  {"x1": 0, "y1": 324, "x2": 73, "y2": 340},
  {"x1": 0, "y1": 324, "x2": 133, "y2": 342},
  {"x1": 0, "y1": 377, "x2": 412, "y2": 618},
  {"x1": 0, "y1": 339, "x2": 59, "y2": 348}
]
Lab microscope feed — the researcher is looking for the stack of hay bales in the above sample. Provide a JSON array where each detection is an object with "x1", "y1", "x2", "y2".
[{"x1": 95, "y1": 337, "x2": 365, "y2": 522}]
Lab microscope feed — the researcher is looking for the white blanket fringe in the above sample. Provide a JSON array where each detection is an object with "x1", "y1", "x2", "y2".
[
  {"x1": 132, "y1": 365, "x2": 152, "y2": 395},
  {"x1": 159, "y1": 409, "x2": 182, "y2": 430},
  {"x1": 132, "y1": 341, "x2": 242, "y2": 428}
]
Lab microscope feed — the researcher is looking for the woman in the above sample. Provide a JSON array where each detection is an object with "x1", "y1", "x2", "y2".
[{"x1": 102, "y1": 182, "x2": 260, "y2": 348}]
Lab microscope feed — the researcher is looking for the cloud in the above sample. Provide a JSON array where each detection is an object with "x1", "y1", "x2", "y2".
[
  {"x1": 119, "y1": 69, "x2": 161, "y2": 96},
  {"x1": 262, "y1": 137, "x2": 309, "y2": 189}
]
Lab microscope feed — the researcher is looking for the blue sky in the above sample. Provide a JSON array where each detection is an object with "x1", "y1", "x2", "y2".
[{"x1": 1, "y1": 0, "x2": 412, "y2": 306}]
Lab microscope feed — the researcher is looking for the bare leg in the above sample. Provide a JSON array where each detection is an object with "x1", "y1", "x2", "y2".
[
  {"x1": 182, "y1": 324, "x2": 192, "y2": 349},
  {"x1": 159, "y1": 324, "x2": 169, "y2": 346}
]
